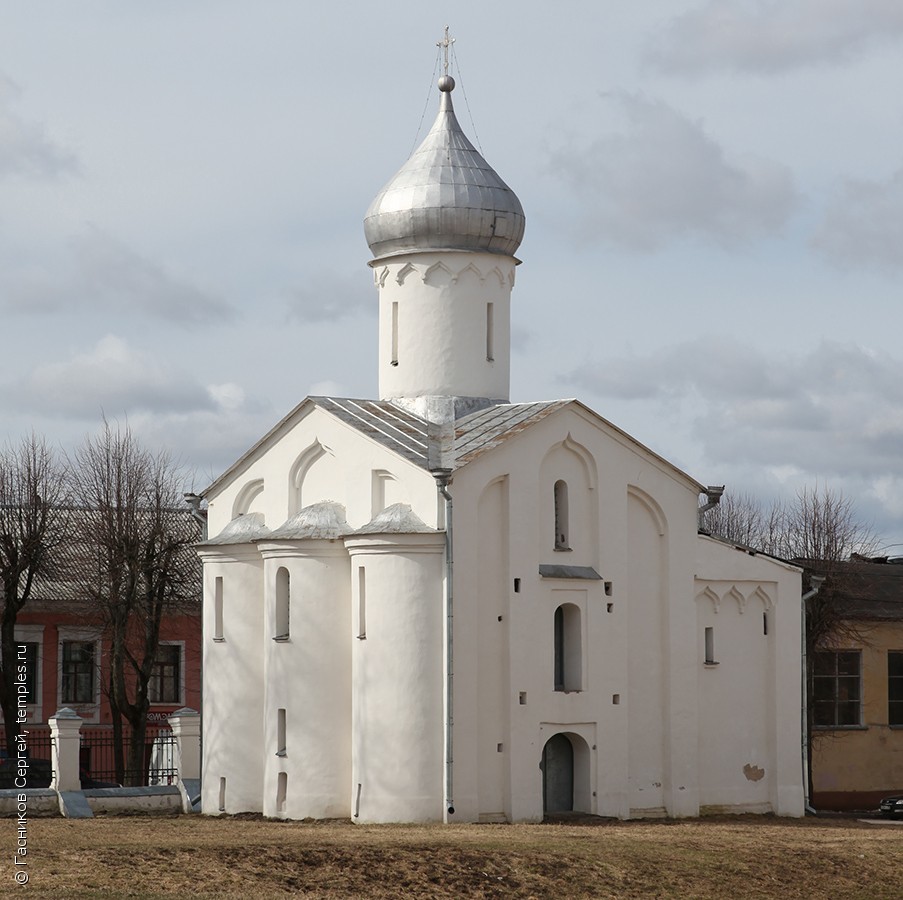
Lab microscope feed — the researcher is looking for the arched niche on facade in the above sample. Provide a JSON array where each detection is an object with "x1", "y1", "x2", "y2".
[
  {"x1": 553, "y1": 603, "x2": 582, "y2": 692},
  {"x1": 370, "y1": 468, "x2": 405, "y2": 518},
  {"x1": 539, "y1": 434, "x2": 598, "y2": 562},
  {"x1": 232, "y1": 478, "x2": 265, "y2": 521},
  {"x1": 288, "y1": 440, "x2": 336, "y2": 516}
]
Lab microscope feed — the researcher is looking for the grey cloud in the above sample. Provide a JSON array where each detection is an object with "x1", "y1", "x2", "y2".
[
  {"x1": 2, "y1": 228, "x2": 234, "y2": 322},
  {"x1": 0, "y1": 73, "x2": 77, "y2": 180},
  {"x1": 565, "y1": 338, "x2": 903, "y2": 480},
  {"x1": 6, "y1": 335, "x2": 216, "y2": 420},
  {"x1": 286, "y1": 271, "x2": 375, "y2": 323},
  {"x1": 123, "y1": 405, "x2": 285, "y2": 485},
  {"x1": 812, "y1": 168, "x2": 903, "y2": 270},
  {"x1": 647, "y1": 0, "x2": 903, "y2": 75},
  {"x1": 550, "y1": 94, "x2": 797, "y2": 251},
  {"x1": 511, "y1": 324, "x2": 533, "y2": 353}
]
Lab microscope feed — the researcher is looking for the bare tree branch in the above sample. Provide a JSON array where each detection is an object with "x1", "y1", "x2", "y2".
[
  {"x1": 0, "y1": 434, "x2": 69, "y2": 755},
  {"x1": 70, "y1": 421, "x2": 200, "y2": 784}
]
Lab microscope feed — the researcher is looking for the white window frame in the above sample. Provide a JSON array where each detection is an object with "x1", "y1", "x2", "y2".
[
  {"x1": 57, "y1": 627, "x2": 102, "y2": 723},
  {"x1": 148, "y1": 641, "x2": 185, "y2": 707}
]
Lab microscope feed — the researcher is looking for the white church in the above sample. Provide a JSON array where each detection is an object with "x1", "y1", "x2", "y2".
[{"x1": 198, "y1": 58, "x2": 805, "y2": 823}]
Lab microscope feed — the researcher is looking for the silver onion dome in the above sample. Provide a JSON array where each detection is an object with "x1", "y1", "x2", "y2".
[{"x1": 364, "y1": 76, "x2": 525, "y2": 260}]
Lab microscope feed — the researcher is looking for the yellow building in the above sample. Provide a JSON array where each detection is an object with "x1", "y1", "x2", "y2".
[{"x1": 810, "y1": 558, "x2": 903, "y2": 811}]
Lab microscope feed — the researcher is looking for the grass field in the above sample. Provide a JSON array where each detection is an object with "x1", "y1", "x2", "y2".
[{"x1": 9, "y1": 813, "x2": 903, "y2": 898}]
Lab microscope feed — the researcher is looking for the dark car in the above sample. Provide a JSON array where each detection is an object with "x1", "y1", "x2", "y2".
[
  {"x1": 79, "y1": 769, "x2": 121, "y2": 789},
  {"x1": 0, "y1": 751, "x2": 52, "y2": 789},
  {"x1": 879, "y1": 794, "x2": 903, "y2": 819}
]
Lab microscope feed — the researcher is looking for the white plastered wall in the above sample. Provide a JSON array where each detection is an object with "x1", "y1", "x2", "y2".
[
  {"x1": 345, "y1": 533, "x2": 446, "y2": 823},
  {"x1": 449, "y1": 403, "x2": 706, "y2": 823},
  {"x1": 258, "y1": 541, "x2": 351, "y2": 819},
  {"x1": 199, "y1": 546, "x2": 265, "y2": 815},
  {"x1": 694, "y1": 537, "x2": 804, "y2": 817},
  {"x1": 372, "y1": 250, "x2": 515, "y2": 402}
]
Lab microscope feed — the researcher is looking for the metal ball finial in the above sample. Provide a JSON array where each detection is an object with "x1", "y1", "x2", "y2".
[{"x1": 438, "y1": 74, "x2": 455, "y2": 92}]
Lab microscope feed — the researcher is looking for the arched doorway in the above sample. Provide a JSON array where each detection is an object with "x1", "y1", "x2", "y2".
[{"x1": 542, "y1": 734, "x2": 574, "y2": 813}]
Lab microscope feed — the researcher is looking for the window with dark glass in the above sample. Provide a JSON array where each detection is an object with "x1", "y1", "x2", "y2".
[
  {"x1": 812, "y1": 650, "x2": 861, "y2": 728},
  {"x1": 61, "y1": 641, "x2": 95, "y2": 704},
  {"x1": 889, "y1": 651, "x2": 903, "y2": 726},
  {"x1": 553, "y1": 480, "x2": 569, "y2": 550},
  {"x1": 149, "y1": 644, "x2": 181, "y2": 704}
]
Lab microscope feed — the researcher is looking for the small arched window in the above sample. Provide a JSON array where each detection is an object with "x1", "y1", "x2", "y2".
[
  {"x1": 553, "y1": 603, "x2": 582, "y2": 692},
  {"x1": 554, "y1": 480, "x2": 569, "y2": 550},
  {"x1": 275, "y1": 567, "x2": 290, "y2": 640}
]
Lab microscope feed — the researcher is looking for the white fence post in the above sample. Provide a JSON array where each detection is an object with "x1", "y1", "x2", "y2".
[
  {"x1": 167, "y1": 707, "x2": 201, "y2": 782},
  {"x1": 49, "y1": 708, "x2": 83, "y2": 792}
]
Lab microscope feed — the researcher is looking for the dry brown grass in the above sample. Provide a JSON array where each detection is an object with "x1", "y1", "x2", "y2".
[{"x1": 10, "y1": 813, "x2": 903, "y2": 898}]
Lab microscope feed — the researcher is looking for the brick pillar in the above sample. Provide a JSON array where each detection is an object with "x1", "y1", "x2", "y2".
[
  {"x1": 168, "y1": 707, "x2": 201, "y2": 781},
  {"x1": 49, "y1": 708, "x2": 83, "y2": 792}
]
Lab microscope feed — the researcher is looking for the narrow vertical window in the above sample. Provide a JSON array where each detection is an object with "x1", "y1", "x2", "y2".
[
  {"x1": 554, "y1": 606, "x2": 565, "y2": 690},
  {"x1": 704, "y1": 627, "x2": 716, "y2": 665},
  {"x1": 390, "y1": 301, "x2": 399, "y2": 366},
  {"x1": 553, "y1": 604, "x2": 582, "y2": 692},
  {"x1": 218, "y1": 777, "x2": 226, "y2": 812},
  {"x1": 554, "y1": 480, "x2": 569, "y2": 550},
  {"x1": 276, "y1": 708, "x2": 287, "y2": 756},
  {"x1": 486, "y1": 302, "x2": 495, "y2": 361},
  {"x1": 357, "y1": 567, "x2": 367, "y2": 640},
  {"x1": 889, "y1": 652, "x2": 903, "y2": 726},
  {"x1": 275, "y1": 567, "x2": 290, "y2": 640},
  {"x1": 214, "y1": 577, "x2": 224, "y2": 641},
  {"x1": 276, "y1": 772, "x2": 288, "y2": 813}
]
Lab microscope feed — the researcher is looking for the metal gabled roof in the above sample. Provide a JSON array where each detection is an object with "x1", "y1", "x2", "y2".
[
  {"x1": 311, "y1": 397, "x2": 432, "y2": 470},
  {"x1": 453, "y1": 400, "x2": 570, "y2": 466},
  {"x1": 205, "y1": 394, "x2": 706, "y2": 500}
]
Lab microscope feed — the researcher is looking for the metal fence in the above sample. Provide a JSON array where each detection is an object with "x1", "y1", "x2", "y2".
[
  {"x1": 80, "y1": 726, "x2": 176, "y2": 787},
  {"x1": 0, "y1": 728, "x2": 54, "y2": 788},
  {"x1": 0, "y1": 725, "x2": 176, "y2": 788}
]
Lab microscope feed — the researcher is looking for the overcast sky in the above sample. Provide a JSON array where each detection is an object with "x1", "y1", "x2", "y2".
[{"x1": 2, "y1": 1, "x2": 902, "y2": 551}]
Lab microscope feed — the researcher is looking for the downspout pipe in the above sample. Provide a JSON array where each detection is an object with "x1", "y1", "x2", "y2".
[
  {"x1": 432, "y1": 468, "x2": 455, "y2": 817},
  {"x1": 697, "y1": 485, "x2": 725, "y2": 529},
  {"x1": 183, "y1": 492, "x2": 208, "y2": 540},
  {"x1": 801, "y1": 575, "x2": 825, "y2": 816}
]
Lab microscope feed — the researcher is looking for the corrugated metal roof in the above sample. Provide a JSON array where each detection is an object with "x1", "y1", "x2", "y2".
[
  {"x1": 24, "y1": 508, "x2": 202, "y2": 605},
  {"x1": 798, "y1": 558, "x2": 903, "y2": 621},
  {"x1": 312, "y1": 397, "x2": 432, "y2": 469},
  {"x1": 453, "y1": 401, "x2": 570, "y2": 466}
]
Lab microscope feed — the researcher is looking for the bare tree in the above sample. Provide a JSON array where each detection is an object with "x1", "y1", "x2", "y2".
[
  {"x1": 70, "y1": 422, "x2": 200, "y2": 785},
  {"x1": 701, "y1": 490, "x2": 768, "y2": 548},
  {"x1": 0, "y1": 435, "x2": 68, "y2": 756}
]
